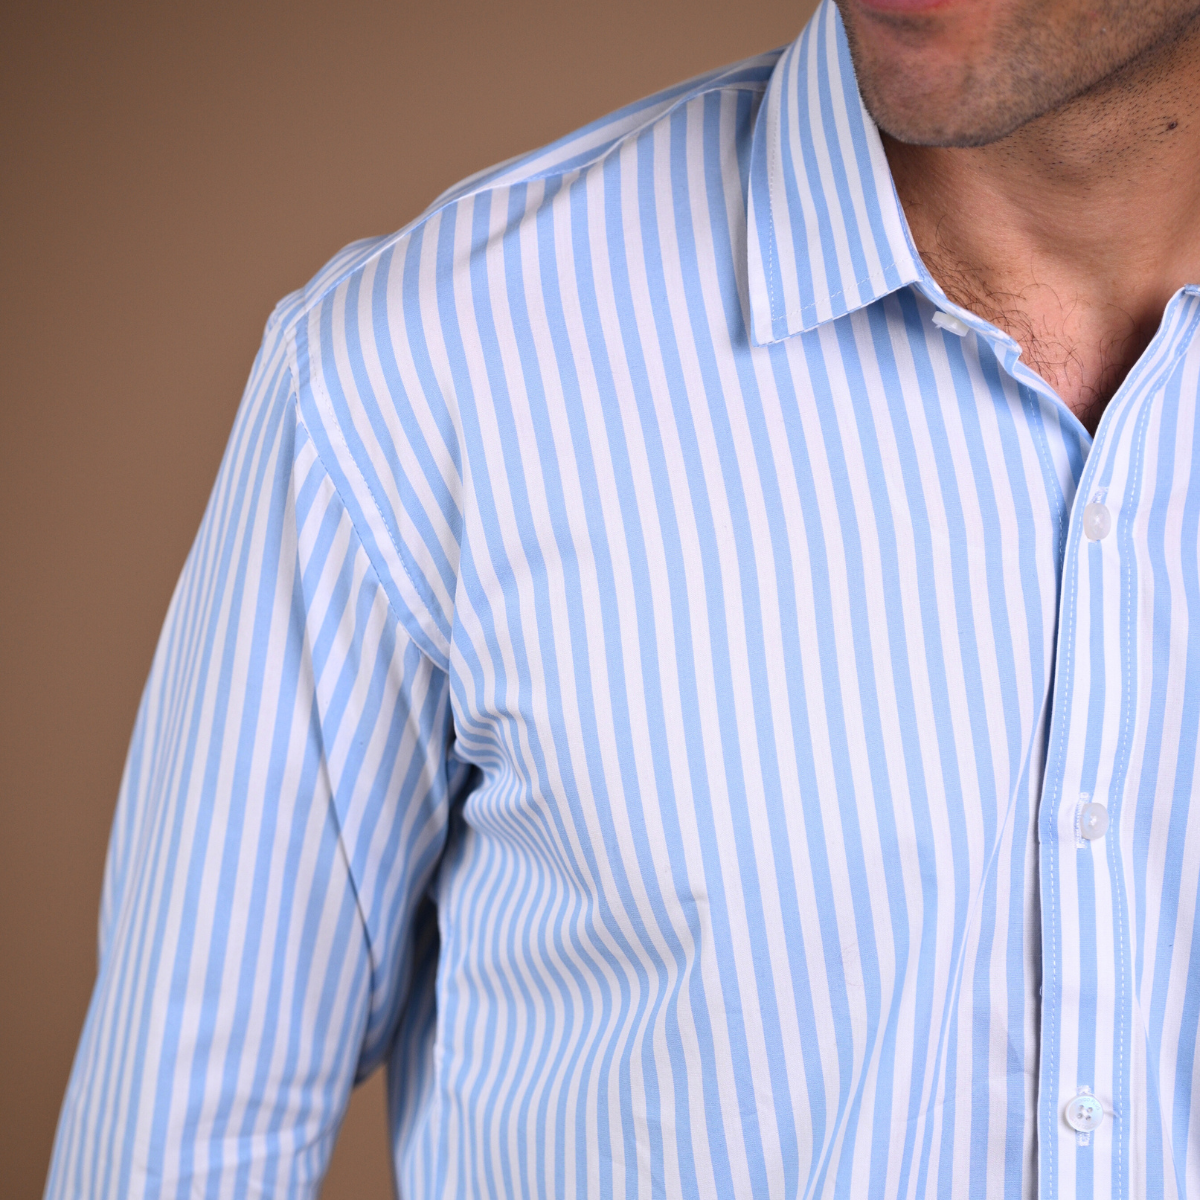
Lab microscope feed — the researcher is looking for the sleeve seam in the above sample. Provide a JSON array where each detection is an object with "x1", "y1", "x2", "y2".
[
  {"x1": 283, "y1": 332, "x2": 450, "y2": 678},
  {"x1": 282, "y1": 360, "x2": 450, "y2": 998}
]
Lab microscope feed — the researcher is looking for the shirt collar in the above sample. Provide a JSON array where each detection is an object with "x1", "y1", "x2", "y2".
[{"x1": 746, "y1": 0, "x2": 923, "y2": 345}]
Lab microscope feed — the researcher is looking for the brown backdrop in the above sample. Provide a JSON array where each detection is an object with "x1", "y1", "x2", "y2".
[{"x1": 0, "y1": 1, "x2": 817, "y2": 1194}]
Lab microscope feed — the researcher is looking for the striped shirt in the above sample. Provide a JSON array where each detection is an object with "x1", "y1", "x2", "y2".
[{"x1": 46, "y1": 2, "x2": 1200, "y2": 1197}]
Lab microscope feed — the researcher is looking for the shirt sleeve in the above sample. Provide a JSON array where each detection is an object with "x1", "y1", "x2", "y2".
[{"x1": 44, "y1": 304, "x2": 457, "y2": 1200}]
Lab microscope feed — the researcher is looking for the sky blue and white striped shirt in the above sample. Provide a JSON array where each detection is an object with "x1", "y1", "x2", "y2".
[{"x1": 46, "y1": 3, "x2": 1200, "y2": 1197}]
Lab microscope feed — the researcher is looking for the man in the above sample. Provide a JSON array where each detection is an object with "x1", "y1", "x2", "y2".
[{"x1": 45, "y1": 0, "x2": 1200, "y2": 1195}]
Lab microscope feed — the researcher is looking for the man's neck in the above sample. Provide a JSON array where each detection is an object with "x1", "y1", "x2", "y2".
[{"x1": 883, "y1": 22, "x2": 1200, "y2": 435}]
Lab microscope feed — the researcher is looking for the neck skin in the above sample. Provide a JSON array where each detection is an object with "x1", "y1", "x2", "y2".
[{"x1": 883, "y1": 24, "x2": 1200, "y2": 435}]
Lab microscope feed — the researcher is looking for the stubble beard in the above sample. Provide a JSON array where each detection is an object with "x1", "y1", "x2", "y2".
[{"x1": 836, "y1": 0, "x2": 1200, "y2": 148}]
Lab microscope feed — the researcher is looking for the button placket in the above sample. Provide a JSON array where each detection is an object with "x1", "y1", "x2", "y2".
[
  {"x1": 1035, "y1": 292, "x2": 1200, "y2": 1197},
  {"x1": 1040, "y1": 440, "x2": 1132, "y2": 1190}
]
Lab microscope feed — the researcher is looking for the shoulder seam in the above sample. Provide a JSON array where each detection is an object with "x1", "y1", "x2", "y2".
[{"x1": 276, "y1": 73, "x2": 774, "y2": 327}]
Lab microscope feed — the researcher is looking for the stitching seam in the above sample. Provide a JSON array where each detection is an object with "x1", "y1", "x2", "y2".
[{"x1": 286, "y1": 326, "x2": 450, "y2": 673}]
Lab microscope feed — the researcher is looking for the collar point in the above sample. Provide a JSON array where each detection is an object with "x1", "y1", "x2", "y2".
[{"x1": 748, "y1": 302, "x2": 827, "y2": 347}]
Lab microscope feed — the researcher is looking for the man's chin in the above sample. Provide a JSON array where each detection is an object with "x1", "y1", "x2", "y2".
[
  {"x1": 857, "y1": 79, "x2": 1035, "y2": 148},
  {"x1": 871, "y1": 115, "x2": 1022, "y2": 149}
]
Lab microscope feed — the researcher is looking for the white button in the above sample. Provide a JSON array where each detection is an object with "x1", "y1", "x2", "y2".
[
  {"x1": 1079, "y1": 802, "x2": 1109, "y2": 841},
  {"x1": 932, "y1": 311, "x2": 970, "y2": 337},
  {"x1": 1065, "y1": 1093, "x2": 1104, "y2": 1132},
  {"x1": 1082, "y1": 502, "x2": 1111, "y2": 541}
]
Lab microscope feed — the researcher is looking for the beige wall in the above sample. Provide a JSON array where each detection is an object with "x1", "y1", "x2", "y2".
[{"x1": 0, "y1": 2, "x2": 817, "y2": 1194}]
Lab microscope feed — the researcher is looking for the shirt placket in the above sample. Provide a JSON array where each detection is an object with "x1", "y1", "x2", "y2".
[
  {"x1": 1040, "y1": 448, "x2": 1133, "y2": 1200},
  {"x1": 1037, "y1": 292, "x2": 1200, "y2": 1200}
]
